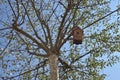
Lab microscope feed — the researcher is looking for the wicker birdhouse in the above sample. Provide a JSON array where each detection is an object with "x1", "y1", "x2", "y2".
[{"x1": 71, "y1": 26, "x2": 83, "y2": 44}]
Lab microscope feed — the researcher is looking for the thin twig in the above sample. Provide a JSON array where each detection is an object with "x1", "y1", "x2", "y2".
[
  {"x1": 8, "y1": 0, "x2": 17, "y2": 19},
  {"x1": 30, "y1": 0, "x2": 53, "y2": 48},
  {"x1": 5, "y1": 59, "x2": 48, "y2": 79},
  {"x1": 16, "y1": 32, "x2": 48, "y2": 57},
  {"x1": 71, "y1": 50, "x2": 91, "y2": 64},
  {"x1": 55, "y1": 3, "x2": 72, "y2": 48},
  {"x1": 0, "y1": 30, "x2": 13, "y2": 56},
  {"x1": 22, "y1": 1, "x2": 47, "y2": 46},
  {"x1": 0, "y1": 27, "x2": 12, "y2": 31},
  {"x1": 83, "y1": 7, "x2": 120, "y2": 29},
  {"x1": 0, "y1": 19, "x2": 11, "y2": 27}
]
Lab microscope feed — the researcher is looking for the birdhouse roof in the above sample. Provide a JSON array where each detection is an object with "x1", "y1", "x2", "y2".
[
  {"x1": 71, "y1": 26, "x2": 83, "y2": 35},
  {"x1": 71, "y1": 26, "x2": 83, "y2": 32}
]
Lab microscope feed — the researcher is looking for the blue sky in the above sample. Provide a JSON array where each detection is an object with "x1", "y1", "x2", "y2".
[
  {"x1": 102, "y1": 0, "x2": 120, "y2": 80},
  {"x1": 103, "y1": 63, "x2": 120, "y2": 80},
  {"x1": 0, "y1": 0, "x2": 120, "y2": 80}
]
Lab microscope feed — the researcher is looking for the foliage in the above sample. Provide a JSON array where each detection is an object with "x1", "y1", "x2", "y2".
[{"x1": 0, "y1": 0, "x2": 120, "y2": 80}]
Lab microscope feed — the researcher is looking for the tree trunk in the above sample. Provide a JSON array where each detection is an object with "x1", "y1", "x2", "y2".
[{"x1": 48, "y1": 54, "x2": 59, "y2": 80}]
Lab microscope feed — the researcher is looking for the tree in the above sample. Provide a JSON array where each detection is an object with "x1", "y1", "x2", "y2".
[{"x1": 0, "y1": 0, "x2": 120, "y2": 80}]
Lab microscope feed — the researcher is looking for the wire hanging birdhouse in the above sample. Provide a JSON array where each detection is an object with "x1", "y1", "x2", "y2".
[{"x1": 71, "y1": 26, "x2": 83, "y2": 45}]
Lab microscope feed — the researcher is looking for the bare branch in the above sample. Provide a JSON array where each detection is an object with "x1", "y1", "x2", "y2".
[
  {"x1": 59, "y1": 1, "x2": 66, "y2": 9},
  {"x1": 16, "y1": 32, "x2": 47, "y2": 57},
  {"x1": 0, "y1": 30, "x2": 13, "y2": 56},
  {"x1": 71, "y1": 50, "x2": 91, "y2": 64},
  {"x1": 55, "y1": 3, "x2": 72, "y2": 48},
  {"x1": 12, "y1": 26, "x2": 48, "y2": 52},
  {"x1": 58, "y1": 48, "x2": 100, "y2": 69},
  {"x1": 21, "y1": 1, "x2": 47, "y2": 46},
  {"x1": 8, "y1": 0, "x2": 17, "y2": 19},
  {"x1": 27, "y1": 49, "x2": 48, "y2": 57},
  {"x1": 0, "y1": 19, "x2": 11, "y2": 27},
  {"x1": 16, "y1": 0, "x2": 20, "y2": 18},
  {"x1": 58, "y1": 58, "x2": 71, "y2": 68},
  {"x1": 0, "y1": 27, "x2": 12, "y2": 31},
  {"x1": 58, "y1": 7, "x2": 79, "y2": 50},
  {"x1": 30, "y1": 0, "x2": 53, "y2": 48},
  {"x1": 58, "y1": 50, "x2": 90, "y2": 69},
  {"x1": 47, "y1": 3, "x2": 59, "y2": 22},
  {"x1": 41, "y1": 24, "x2": 48, "y2": 44},
  {"x1": 83, "y1": 7, "x2": 120, "y2": 29},
  {"x1": 6, "y1": 59, "x2": 48, "y2": 79}
]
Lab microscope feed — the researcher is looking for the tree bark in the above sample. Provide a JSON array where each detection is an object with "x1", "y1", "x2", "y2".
[{"x1": 48, "y1": 54, "x2": 59, "y2": 80}]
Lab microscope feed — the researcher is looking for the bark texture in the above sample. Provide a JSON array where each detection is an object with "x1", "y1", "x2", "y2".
[{"x1": 48, "y1": 54, "x2": 59, "y2": 80}]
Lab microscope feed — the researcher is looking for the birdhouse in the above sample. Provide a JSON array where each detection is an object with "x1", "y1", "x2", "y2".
[{"x1": 71, "y1": 26, "x2": 83, "y2": 45}]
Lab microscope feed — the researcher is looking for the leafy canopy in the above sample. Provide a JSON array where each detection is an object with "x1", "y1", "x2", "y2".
[{"x1": 0, "y1": 0, "x2": 120, "y2": 80}]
